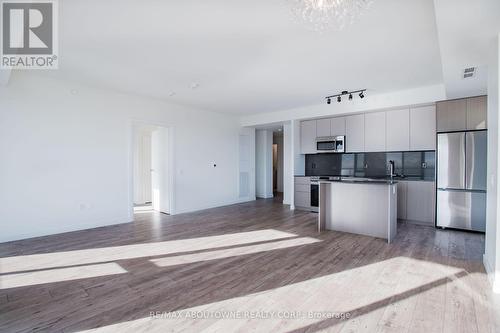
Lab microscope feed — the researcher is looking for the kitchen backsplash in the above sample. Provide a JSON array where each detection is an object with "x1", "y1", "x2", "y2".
[{"x1": 305, "y1": 151, "x2": 435, "y2": 180}]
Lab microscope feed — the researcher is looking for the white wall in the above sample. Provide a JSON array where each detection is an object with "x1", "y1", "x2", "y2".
[
  {"x1": 485, "y1": 33, "x2": 500, "y2": 292},
  {"x1": 255, "y1": 129, "x2": 273, "y2": 198},
  {"x1": 0, "y1": 73, "x2": 249, "y2": 242},
  {"x1": 283, "y1": 121, "x2": 293, "y2": 206},
  {"x1": 292, "y1": 119, "x2": 305, "y2": 176},
  {"x1": 238, "y1": 127, "x2": 256, "y2": 202},
  {"x1": 240, "y1": 84, "x2": 446, "y2": 127}
]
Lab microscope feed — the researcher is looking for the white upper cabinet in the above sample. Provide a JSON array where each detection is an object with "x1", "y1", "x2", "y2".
[
  {"x1": 437, "y1": 99, "x2": 467, "y2": 132},
  {"x1": 364, "y1": 112, "x2": 386, "y2": 152},
  {"x1": 300, "y1": 103, "x2": 438, "y2": 154},
  {"x1": 386, "y1": 108, "x2": 410, "y2": 151},
  {"x1": 330, "y1": 117, "x2": 346, "y2": 136},
  {"x1": 300, "y1": 120, "x2": 317, "y2": 154},
  {"x1": 316, "y1": 117, "x2": 346, "y2": 137},
  {"x1": 466, "y1": 96, "x2": 487, "y2": 130},
  {"x1": 316, "y1": 118, "x2": 331, "y2": 137},
  {"x1": 410, "y1": 105, "x2": 436, "y2": 151},
  {"x1": 346, "y1": 114, "x2": 365, "y2": 152}
]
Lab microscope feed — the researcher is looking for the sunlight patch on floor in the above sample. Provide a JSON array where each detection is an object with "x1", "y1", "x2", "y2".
[
  {"x1": 76, "y1": 257, "x2": 465, "y2": 333},
  {"x1": 134, "y1": 205, "x2": 153, "y2": 212},
  {"x1": 150, "y1": 237, "x2": 321, "y2": 267},
  {"x1": 0, "y1": 229, "x2": 297, "y2": 274},
  {"x1": 0, "y1": 263, "x2": 127, "y2": 289}
]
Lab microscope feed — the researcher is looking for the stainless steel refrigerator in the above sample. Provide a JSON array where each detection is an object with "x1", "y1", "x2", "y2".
[{"x1": 436, "y1": 130, "x2": 487, "y2": 232}]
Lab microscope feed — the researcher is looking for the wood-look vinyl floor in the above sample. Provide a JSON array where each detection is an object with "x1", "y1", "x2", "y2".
[{"x1": 0, "y1": 198, "x2": 499, "y2": 333}]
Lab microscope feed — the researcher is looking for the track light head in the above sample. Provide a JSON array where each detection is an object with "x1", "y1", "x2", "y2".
[
  {"x1": 327, "y1": 98, "x2": 331, "y2": 104},
  {"x1": 337, "y1": 96, "x2": 341, "y2": 103},
  {"x1": 349, "y1": 93, "x2": 353, "y2": 100},
  {"x1": 359, "y1": 91, "x2": 365, "y2": 99}
]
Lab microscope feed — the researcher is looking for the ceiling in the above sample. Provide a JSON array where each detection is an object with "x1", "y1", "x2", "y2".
[
  {"x1": 434, "y1": 0, "x2": 500, "y2": 99},
  {"x1": 24, "y1": 0, "x2": 500, "y2": 114}
]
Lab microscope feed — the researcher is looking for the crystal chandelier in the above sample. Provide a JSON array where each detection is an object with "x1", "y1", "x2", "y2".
[{"x1": 289, "y1": 0, "x2": 374, "y2": 32}]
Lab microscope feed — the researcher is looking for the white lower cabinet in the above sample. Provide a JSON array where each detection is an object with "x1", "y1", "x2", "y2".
[
  {"x1": 295, "y1": 191, "x2": 310, "y2": 208},
  {"x1": 397, "y1": 181, "x2": 435, "y2": 225},
  {"x1": 294, "y1": 177, "x2": 311, "y2": 209},
  {"x1": 397, "y1": 182, "x2": 407, "y2": 220}
]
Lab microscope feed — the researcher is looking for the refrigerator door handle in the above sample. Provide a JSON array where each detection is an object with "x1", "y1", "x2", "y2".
[{"x1": 465, "y1": 131, "x2": 488, "y2": 191}]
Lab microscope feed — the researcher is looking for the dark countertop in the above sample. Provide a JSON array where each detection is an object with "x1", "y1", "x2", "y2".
[
  {"x1": 318, "y1": 178, "x2": 397, "y2": 186},
  {"x1": 296, "y1": 175, "x2": 434, "y2": 182}
]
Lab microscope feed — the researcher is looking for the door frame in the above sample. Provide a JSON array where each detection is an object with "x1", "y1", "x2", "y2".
[{"x1": 129, "y1": 119, "x2": 175, "y2": 218}]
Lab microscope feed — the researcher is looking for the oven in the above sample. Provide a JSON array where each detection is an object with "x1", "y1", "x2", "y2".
[{"x1": 310, "y1": 177, "x2": 319, "y2": 212}]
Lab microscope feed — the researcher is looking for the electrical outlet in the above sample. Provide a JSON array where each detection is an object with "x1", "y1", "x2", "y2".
[{"x1": 79, "y1": 203, "x2": 90, "y2": 210}]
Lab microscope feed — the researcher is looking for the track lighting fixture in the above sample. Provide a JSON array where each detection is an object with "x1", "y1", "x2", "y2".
[{"x1": 325, "y1": 89, "x2": 366, "y2": 105}]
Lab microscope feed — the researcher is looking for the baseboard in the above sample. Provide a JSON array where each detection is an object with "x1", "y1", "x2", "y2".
[
  {"x1": 483, "y1": 254, "x2": 500, "y2": 293},
  {"x1": 0, "y1": 215, "x2": 132, "y2": 244},
  {"x1": 256, "y1": 194, "x2": 274, "y2": 199},
  {"x1": 172, "y1": 197, "x2": 256, "y2": 215}
]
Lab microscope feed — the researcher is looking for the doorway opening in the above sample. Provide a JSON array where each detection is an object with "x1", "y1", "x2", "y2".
[{"x1": 132, "y1": 123, "x2": 172, "y2": 215}]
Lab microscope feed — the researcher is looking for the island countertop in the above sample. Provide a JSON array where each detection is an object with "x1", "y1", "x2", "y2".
[{"x1": 318, "y1": 178, "x2": 398, "y2": 185}]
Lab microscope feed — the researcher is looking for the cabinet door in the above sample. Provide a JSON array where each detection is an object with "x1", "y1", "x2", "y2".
[
  {"x1": 406, "y1": 181, "x2": 435, "y2": 224},
  {"x1": 467, "y1": 96, "x2": 487, "y2": 130},
  {"x1": 330, "y1": 117, "x2": 346, "y2": 136},
  {"x1": 346, "y1": 114, "x2": 365, "y2": 152},
  {"x1": 316, "y1": 118, "x2": 331, "y2": 137},
  {"x1": 294, "y1": 191, "x2": 310, "y2": 208},
  {"x1": 437, "y1": 99, "x2": 467, "y2": 132},
  {"x1": 300, "y1": 120, "x2": 317, "y2": 154},
  {"x1": 397, "y1": 181, "x2": 407, "y2": 220},
  {"x1": 386, "y1": 108, "x2": 410, "y2": 151},
  {"x1": 364, "y1": 112, "x2": 386, "y2": 152},
  {"x1": 410, "y1": 105, "x2": 436, "y2": 150}
]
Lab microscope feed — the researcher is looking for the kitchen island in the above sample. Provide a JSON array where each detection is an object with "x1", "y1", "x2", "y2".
[{"x1": 318, "y1": 178, "x2": 398, "y2": 243}]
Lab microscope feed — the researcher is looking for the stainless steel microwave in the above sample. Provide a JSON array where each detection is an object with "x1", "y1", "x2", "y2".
[{"x1": 316, "y1": 136, "x2": 345, "y2": 153}]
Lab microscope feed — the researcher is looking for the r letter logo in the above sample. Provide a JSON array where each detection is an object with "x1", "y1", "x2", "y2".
[{"x1": 1, "y1": 0, "x2": 58, "y2": 69}]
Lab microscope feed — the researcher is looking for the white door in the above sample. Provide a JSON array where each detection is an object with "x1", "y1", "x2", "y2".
[{"x1": 151, "y1": 128, "x2": 170, "y2": 214}]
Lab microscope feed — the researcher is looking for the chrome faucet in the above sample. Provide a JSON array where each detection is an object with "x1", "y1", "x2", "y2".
[{"x1": 389, "y1": 160, "x2": 396, "y2": 182}]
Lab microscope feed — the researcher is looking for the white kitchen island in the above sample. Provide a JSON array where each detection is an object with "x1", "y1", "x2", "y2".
[{"x1": 318, "y1": 180, "x2": 398, "y2": 243}]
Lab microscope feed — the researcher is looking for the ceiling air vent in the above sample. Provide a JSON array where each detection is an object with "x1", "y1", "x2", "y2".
[{"x1": 463, "y1": 67, "x2": 475, "y2": 79}]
